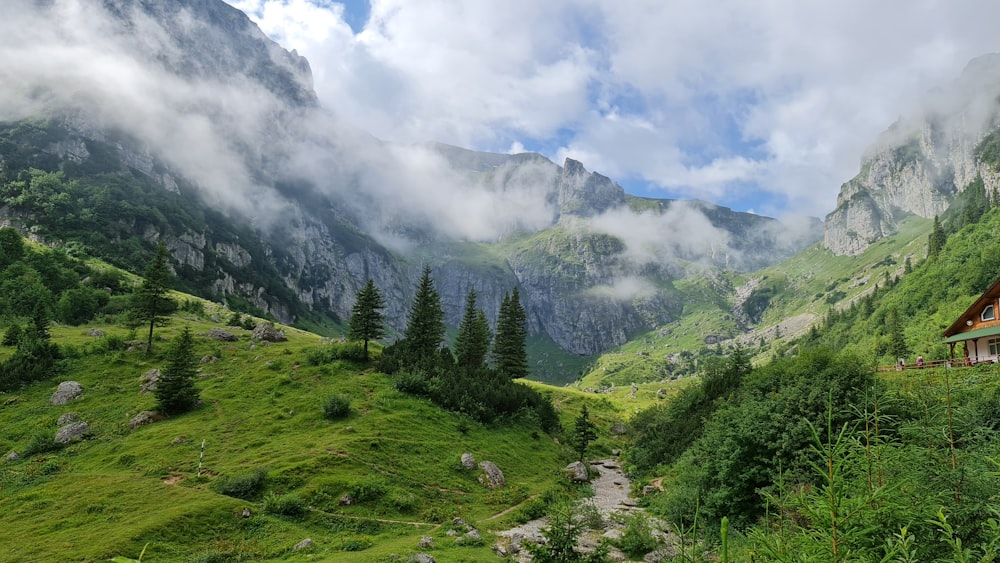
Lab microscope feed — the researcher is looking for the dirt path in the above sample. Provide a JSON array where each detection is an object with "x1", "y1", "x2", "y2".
[{"x1": 487, "y1": 494, "x2": 540, "y2": 520}]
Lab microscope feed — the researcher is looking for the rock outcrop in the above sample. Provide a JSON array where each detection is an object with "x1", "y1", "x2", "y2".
[{"x1": 50, "y1": 381, "x2": 83, "y2": 405}]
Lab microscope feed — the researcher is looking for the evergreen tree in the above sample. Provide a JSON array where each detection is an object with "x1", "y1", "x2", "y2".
[
  {"x1": 130, "y1": 242, "x2": 176, "y2": 354},
  {"x1": 0, "y1": 227, "x2": 24, "y2": 268},
  {"x1": 886, "y1": 308, "x2": 909, "y2": 360},
  {"x1": 0, "y1": 305, "x2": 60, "y2": 392},
  {"x1": 454, "y1": 289, "x2": 492, "y2": 369},
  {"x1": 927, "y1": 215, "x2": 946, "y2": 259},
  {"x1": 402, "y1": 266, "x2": 446, "y2": 364},
  {"x1": 573, "y1": 405, "x2": 598, "y2": 462},
  {"x1": 494, "y1": 287, "x2": 528, "y2": 379},
  {"x1": 155, "y1": 325, "x2": 199, "y2": 415},
  {"x1": 348, "y1": 278, "x2": 386, "y2": 361}
]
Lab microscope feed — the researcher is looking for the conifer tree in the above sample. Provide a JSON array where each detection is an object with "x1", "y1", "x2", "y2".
[
  {"x1": 573, "y1": 405, "x2": 598, "y2": 462},
  {"x1": 155, "y1": 325, "x2": 199, "y2": 415},
  {"x1": 349, "y1": 278, "x2": 386, "y2": 361},
  {"x1": 130, "y1": 242, "x2": 176, "y2": 354},
  {"x1": 928, "y1": 215, "x2": 946, "y2": 259},
  {"x1": 494, "y1": 287, "x2": 528, "y2": 379},
  {"x1": 454, "y1": 289, "x2": 492, "y2": 369},
  {"x1": 403, "y1": 266, "x2": 446, "y2": 364}
]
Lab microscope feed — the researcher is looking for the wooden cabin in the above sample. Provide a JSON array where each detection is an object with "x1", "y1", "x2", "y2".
[{"x1": 943, "y1": 277, "x2": 1000, "y2": 364}]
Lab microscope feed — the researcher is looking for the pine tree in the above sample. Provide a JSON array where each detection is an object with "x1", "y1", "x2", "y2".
[
  {"x1": 155, "y1": 325, "x2": 200, "y2": 415},
  {"x1": 927, "y1": 215, "x2": 946, "y2": 259},
  {"x1": 349, "y1": 278, "x2": 386, "y2": 361},
  {"x1": 573, "y1": 405, "x2": 598, "y2": 462},
  {"x1": 494, "y1": 287, "x2": 528, "y2": 379},
  {"x1": 886, "y1": 308, "x2": 908, "y2": 361},
  {"x1": 403, "y1": 266, "x2": 446, "y2": 365},
  {"x1": 454, "y1": 290, "x2": 492, "y2": 369},
  {"x1": 130, "y1": 242, "x2": 176, "y2": 354}
]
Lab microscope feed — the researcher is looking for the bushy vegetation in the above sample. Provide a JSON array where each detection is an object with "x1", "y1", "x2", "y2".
[
  {"x1": 321, "y1": 394, "x2": 351, "y2": 420},
  {"x1": 209, "y1": 468, "x2": 268, "y2": 500}
]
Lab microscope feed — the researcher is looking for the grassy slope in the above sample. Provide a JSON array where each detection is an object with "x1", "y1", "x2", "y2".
[{"x1": 0, "y1": 304, "x2": 617, "y2": 562}]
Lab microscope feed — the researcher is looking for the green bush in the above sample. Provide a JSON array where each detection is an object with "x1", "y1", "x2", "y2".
[
  {"x1": 262, "y1": 492, "x2": 306, "y2": 517},
  {"x1": 349, "y1": 477, "x2": 388, "y2": 503},
  {"x1": 322, "y1": 395, "x2": 351, "y2": 420},
  {"x1": 210, "y1": 468, "x2": 267, "y2": 500},
  {"x1": 614, "y1": 512, "x2": 659, "y2": 557}
]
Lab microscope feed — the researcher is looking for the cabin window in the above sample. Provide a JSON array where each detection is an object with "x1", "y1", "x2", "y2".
[
  {"x1": 990, "y1": 338, "x2": 1000, "y2": 356},
  {"x1": 982, "y1": 304, "x2": 996, "y2": 322}
]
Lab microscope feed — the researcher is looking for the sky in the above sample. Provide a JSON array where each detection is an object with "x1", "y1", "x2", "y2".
[{"x1": 224, "y1": 0, "x2": 1000, "y2": 219}]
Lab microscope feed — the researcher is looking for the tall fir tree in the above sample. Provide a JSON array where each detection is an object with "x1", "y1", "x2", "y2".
[
  {"x1": 927, "y1": 215, "x2": 946, "y2": 259},
  {"x1": 130, "y1": 242, "x2": 176, "y2": 354},
  {"x1": 494, "y1": 287, "x2": 528, "y2": 379},
  {"x1": 454, "y1": 289, "x2": 492, "y2": 370},
  {"x1": 403, "y1": 266, "x2": 446, "y2": 365},
  {"x1": 349, "y1": 278, "x2": 386, "y2": 361},
  {"x1": 155, "y1": 325, "x2": 200, "y2": 415},
  {"x1": 573, "y1": 405, "x2": 598, "y2": 462}
]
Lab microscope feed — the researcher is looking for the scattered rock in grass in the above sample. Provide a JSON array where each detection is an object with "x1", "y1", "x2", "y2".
[
  {"x1": 338, "y1": 494, "x2": 355, "y2": 506},
  {"x1": 252, "y1": 322, "x2": 286, "y2": 342},
  {"x1": 50, "y1": 381, "x2": 83, "y2": 405},
  {"x1": 139, "y1": 369, "x2": 160, "y2": 394},
  {"x1": 478, "y1": 461, "x2": 505, "y2": 488},
  {"x1": 564, "y1": 461, "x2": 589, "y2": 482},
  {"x1": 460, "y1": 452, "x2": 475, "y2": 469},
  {"x1": 418, "y1": 536, "x2": 434, "y2": 549},
  {"x1": 200, "y1": 355, "x2": 219, "y2": 364},
  {"x1": 6, "y1": 451, "x2": 19, "y2": 462},
  {"x1": 292, "y1": 538, "x2": 313, "y2": 550},
  {"x1": 409, "y1": 554, "x2": 435, "y2": 563},
  {"x1": 57, "y1": 412, "x2": 79, "y2": 425},
  {"x1": 170, "y1": 436, "x2": 187, "y2": 445},
  {"x1": 206, "y1": 328, "x2": 238, "y2": 342},
  {"x1": 464, "y1": 529, "x2": 481, "y2": 542},
  {"x1": 85, "y1": 328, "x2": 106, "y2": 337},
  {"x1": 240, "y1": 507, "x2": 252, "y2": 518},
  {"x1": 445, "y1": 529, "x2": 457, "y2": 537},
  {"x1": 612, "y1": 449, "x2": 622, "y2": 456},
  {"x1": 55, "y1": 421, "x2": 90, "y2": 444},
  {"x1": 129, "y1": 410, "x2": 159, "y2": 429}
]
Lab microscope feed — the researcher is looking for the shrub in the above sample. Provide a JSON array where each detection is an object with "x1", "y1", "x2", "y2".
[
  {"x1": 322, "y1": 395, "x2": 351, "y2": 420},
  {"x1": 210, "y1": 468, "x2": 267, "y2": 500},
  {"x1": 21, "y1": 431, "x2": 62, "y2": 457},
  {"x1": 2, "y1": 324, "x2": 22, "y2": 346},
  {"x1": 262, "y1": 492, "x2": 306, "y2": 517},
  {"x1": 614, "y1": 512, "x2": 659, "y2": 557},
  {"x1": 349, "y1": 477, "x2": 388, "y2": 503}
]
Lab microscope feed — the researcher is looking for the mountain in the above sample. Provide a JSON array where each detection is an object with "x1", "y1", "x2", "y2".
[
  {"x1": 0, "y1": 0, "x2": 819, "y2": 369},
  {"x1": 824, "y1": 53, "x2": 1000, "y2": 256}
]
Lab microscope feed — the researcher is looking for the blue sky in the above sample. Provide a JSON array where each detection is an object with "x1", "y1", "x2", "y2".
[{"x1": 226, "y1": 0, "x2": 1000, "y2": 219}]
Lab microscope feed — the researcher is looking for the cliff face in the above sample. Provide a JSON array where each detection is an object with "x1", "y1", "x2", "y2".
[
  {"x1": 0, "y1": 0, "x2": 821, "y2": 358},
  {"x1": 824, "y1": 54, "x2": 1000, "y2": 256}
]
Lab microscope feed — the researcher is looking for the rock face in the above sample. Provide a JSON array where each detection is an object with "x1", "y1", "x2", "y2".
[
  {"x1": 55, "y1": 421, "x2": 90, "y2": 444},
  {"x1": 825, "y1": 54, "x2": 1000, "y2": 256},
  {"x1": 50, "y1": 381, "x2": 83, "y2": 405}
]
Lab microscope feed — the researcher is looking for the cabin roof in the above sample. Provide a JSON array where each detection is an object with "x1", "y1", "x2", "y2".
[{"x1": 943, "y1": 277, "x2": 1000, "y2": 338}]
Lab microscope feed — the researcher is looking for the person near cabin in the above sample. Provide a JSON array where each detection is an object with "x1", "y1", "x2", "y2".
[{"x1": 916, "y1": 355, "x2": 924, "y2": 368}]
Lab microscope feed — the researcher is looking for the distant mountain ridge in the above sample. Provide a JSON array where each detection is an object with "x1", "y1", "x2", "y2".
[{"x1": 1, "y1": 0, "x2": 819, "y2": 367}]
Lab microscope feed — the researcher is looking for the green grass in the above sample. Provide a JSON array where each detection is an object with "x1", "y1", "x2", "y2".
[{"x1": 0, "y1": 303, "x2": 611, "y2": 562}]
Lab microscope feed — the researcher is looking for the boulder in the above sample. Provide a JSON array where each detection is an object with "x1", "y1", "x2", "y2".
[
  {"x1": 292, "y1": 538, "x2": 312, "y2": 550},
  {"x1": 418, "y1": 536, "x2": 434, "y2": 549},
  {"x1": 478, "y1": 461, "x2": 505, "y2": 488},
  {"x1": 50, "y1": 381, "x2": 83, "y2": 405},
  {"x1": 206, "y1": 328, "x2": 238, "y2": 342},
  {"x1": 200, "y1": 355, "x2": 219, "y2": 364},
  {"x1": 57, "y1": 413, "x2": 79, "y2": 425},
  {"x1": 85, "y1": 328, "x2": 106, "y2": 337},
  {"x1": 252, "y1": 322, "x2": 287, "y2": 342},
  {"x1": 240, "y1": 507, "x2": 252, "y2": 518},
  {"x1": 6, "y1": 451, "x2": 19, "y2": 462},
  {"x1": 460, "y1": 452, "x2": 475, "y2": 469},
  {"x1": 139, "y1": 369, "x2": 160, "y2": 394},
  {"x1": 564, "y1": 461, "x2": 589, "y2": 482},
  {"x1": 130, "y1": 410, "x2": 159, "y2": 429},
  {"x1": 55, "y1": 421, "x2": 90, "y2": 444},
  {"x1": 337, "y1": 494, "x2": 355, "y2": 506},
  {"x1": 409, "y1": 554, "x2": 435, "y2": 563},
  {"x1": 465, "y1": 529, "x2": 481, "y2": 542}
]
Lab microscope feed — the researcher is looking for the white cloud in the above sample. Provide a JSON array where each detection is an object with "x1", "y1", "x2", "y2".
[{"x1": 226, "y1": 0, "x2": 1000, "y2": 218}]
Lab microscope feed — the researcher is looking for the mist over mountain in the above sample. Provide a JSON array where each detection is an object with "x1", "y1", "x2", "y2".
[{"x1": 0, "y1": 0, "x2": 821, "y2": 361}]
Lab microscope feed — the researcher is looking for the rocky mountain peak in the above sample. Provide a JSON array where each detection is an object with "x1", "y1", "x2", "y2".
[{"x1": 556, "y1": 158, "x2": 626, "y2": 218}]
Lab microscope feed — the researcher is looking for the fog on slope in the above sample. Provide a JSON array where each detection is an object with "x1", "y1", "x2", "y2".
[{"x1": 0, "y1": 0, "x2": 814, "y2": 271}]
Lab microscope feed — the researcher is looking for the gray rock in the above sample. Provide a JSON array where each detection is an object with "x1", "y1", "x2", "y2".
[
  {"x1": 206, "y1": 328, "x2": 238, "y2": 342},
  {"x1": 478, "y1": 460, "x2": 505, "y2": 488},
  {"x1": 240, "y1": 507, "x2": 251, "y2": 518},
  {"x1": 338, "y1": 494, "x2": 355, "y2": 506},
  {"x1": 642, "y1": 485, "x2": 658, "y2": 495},
  {"x1": 610, "y1": 422, "x2": 627, "y2": 435},
  {"x1": 460, "y1": 452, "x2": 475, "y2": 469},
  {"x1": 85, "y1": 328, "x2": 106, "y2": 337},
  {"x1": 6, "y1": 451, "x2": 19, "y2": 462},
  {"x1": 130, "y1": 410, "x2": 159, "y2": 429},
  {"x1": 200, "y1": 355, "x2": 219, "y2": 364},
  {"x1": 445, "y1": 529, "x2": 457, "y2": 537},
  {"x1": 292, "y1": 538, "x2": 312, "y2": 550},
  {"x1": 464, "y1": 529, "x2": 481, "y2": 542},
  {"x1": 139, "y1": 369, "x2": 160, "y2": 394},
  {"x1": 564, "y1": 461, "x2": 589, "y2": 482},
  {"x1": 57, "y1": 413, "x2": 79, "y2": 425},
  {"x1": 55, "y1": 421, "x2": 90, "y2": 444},
  {"x1": 409, "y1": 554, "x2": 435, "y2": 563},
  {"x1": 418, "y1": 536, "x2": 434, "y2": 549},
  {"x1": 252, "y1": 322, "x2": 287, "y2": 342},
  {"x1": 50, "y1": 381, "x2": 83, "y2": 405}
]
